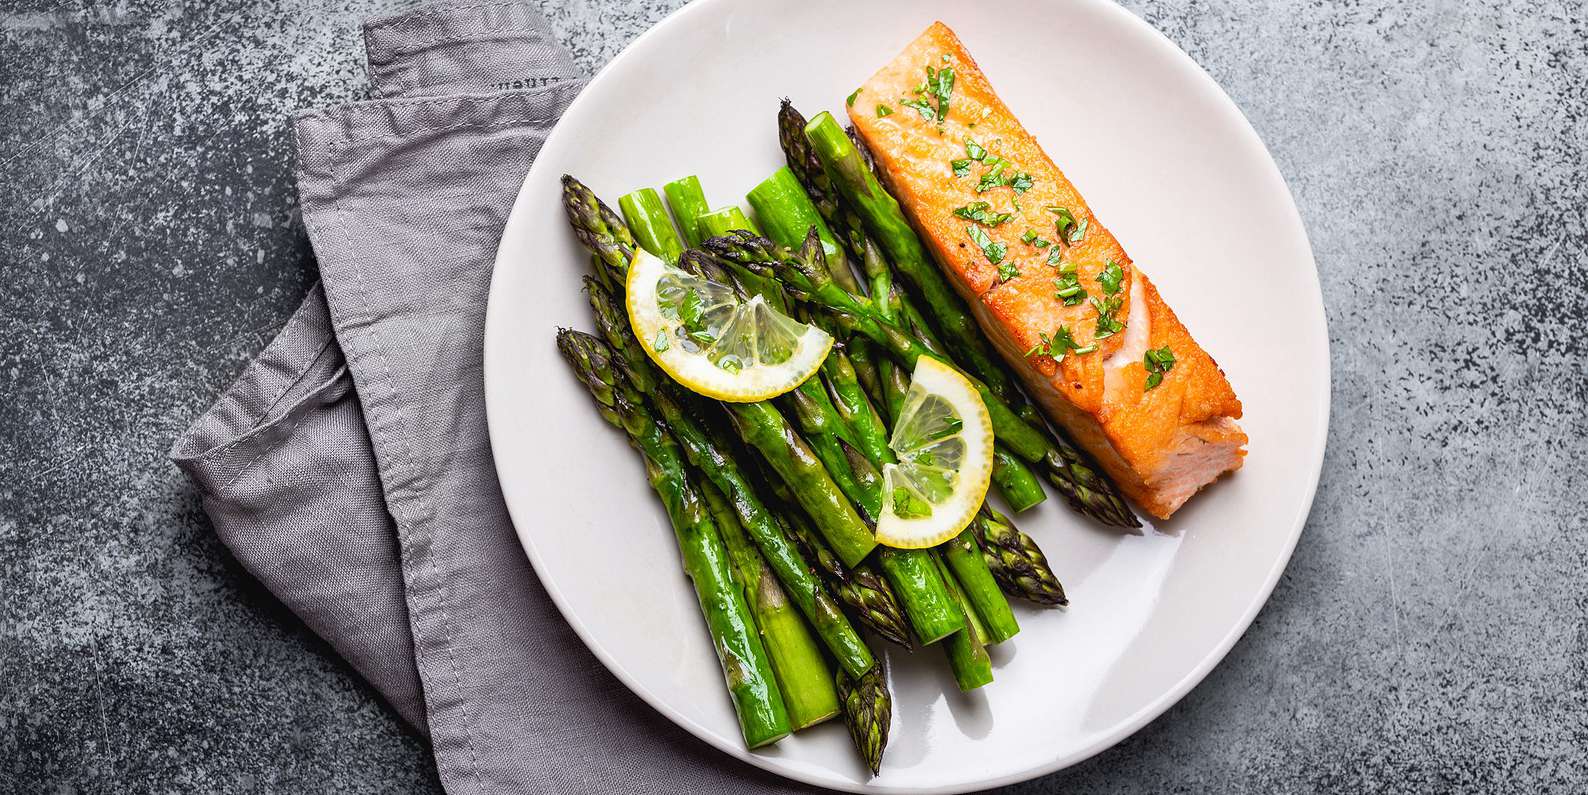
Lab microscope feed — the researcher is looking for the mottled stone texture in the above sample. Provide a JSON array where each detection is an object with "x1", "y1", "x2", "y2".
[{"x1": 1, "y1": 0, "x2": 1583, "y2": 792}]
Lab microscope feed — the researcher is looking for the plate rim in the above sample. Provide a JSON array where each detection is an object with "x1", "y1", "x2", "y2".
[{"x1": 483, "y1": 0, "x2": 1330, "y2": 790}]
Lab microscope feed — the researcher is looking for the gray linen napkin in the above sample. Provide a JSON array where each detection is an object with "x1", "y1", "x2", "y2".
[{"x1": 170, "y1": 2, "x2": 801, "y2": 791}]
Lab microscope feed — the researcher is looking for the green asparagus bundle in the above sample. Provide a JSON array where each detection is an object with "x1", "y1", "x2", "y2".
[
  {"x1": 566, "y1": 176, "x2": 899, "y2": 770},
  {"x1": 558, "y1": 165, "x2": 1068, "y2": 766}
]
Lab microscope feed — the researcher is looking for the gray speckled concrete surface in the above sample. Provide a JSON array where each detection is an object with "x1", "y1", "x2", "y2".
[{"x1": 2, "y1": 0, "x2": 1584, "y2": 792}]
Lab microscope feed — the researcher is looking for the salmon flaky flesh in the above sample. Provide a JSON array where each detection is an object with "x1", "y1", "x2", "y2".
[{"x1": 848, "y1": 22, "x2": 1245, "y2": 520}]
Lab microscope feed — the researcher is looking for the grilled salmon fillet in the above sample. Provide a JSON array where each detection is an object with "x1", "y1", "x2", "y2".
[{"x1": 848, "y1": 22, "x2": 1244, "y2": 520}]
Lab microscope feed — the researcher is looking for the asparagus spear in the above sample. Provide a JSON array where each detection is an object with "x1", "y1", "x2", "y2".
[
  {"x1": 780, "y1": 384, "x2": 875, "y2": 517},
  {"x1": 708, "y1": 230, "x2": 1138, "y2": 527},
  {"x1": 941, "y1": 530, "x2": 1019, "y2": 643},
  {"x1": 701, "y1": 478, "x2": 840, "y2": 729},
  {"x1": 933, "y1": 554, "x2": 994, "y2": 691},
  {"x1": 683, "y1": 207, "x2": 791, "y2": 312},
  {"x1": 821, "y1": 350, "x2": 891, "y2": 469},
  {"x1": 562, "y1": 174, "x2": 635, "y2": 286},
  {"x1": 698, "y1": 206, "x2": 761, "y2": 238},
  {"x1": 619, "y1": 187, "x2": 685, "y2": 264},
  {"x1": 558, "y1": 330, "x2": 790, "y2": 746},
  {"x1": 747, "y1": 166, "x2": 863, "y2": 295},
  {"x1": 878, "y1": 357, "x2": 909, "y2": 424},
  {"x1": 837, "y1": 665, "x2": 892, "y2": 776},
  {"x1": 663, "y1": 175, "x2": 711, "y2": 246},
  {"x1": 847, "y1": 339, "x2": 888, "y2": 413},
  {"x1": 973, "y1": 505, "x2": 1069, "y2": 607},
  {"x1": 799, "y1": 114, "x2": 1139, "y2": 528},
  {"x1": 780, "y1": 510, "x2": 911, "y2": 647},
  {"x1": 726, "y1": 397, "x2": 880, "y2": 569},
  {"x1": 990, "y1": 447, "x2": 1048, "y2": 515}
]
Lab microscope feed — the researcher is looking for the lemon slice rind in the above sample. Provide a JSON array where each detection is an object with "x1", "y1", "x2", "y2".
[{"x1": 625, "y1": 250, "x2": 832, "y2": 402}]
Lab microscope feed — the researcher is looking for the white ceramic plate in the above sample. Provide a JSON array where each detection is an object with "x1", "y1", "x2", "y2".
[{"x1": 484, "y1": 0, "x2": 1328, "y2": 791}]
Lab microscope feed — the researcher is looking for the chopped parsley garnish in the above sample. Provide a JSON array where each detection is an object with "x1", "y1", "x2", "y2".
[
  {"x1": 847, "y1": 88, "x2": 862, "y2": 107},
  {"x1": 997, "y1": 261, "x2": 1020, "y2": 282},
  {"x1": 965, "y1": 225, "x2": 1007, "y2": 267},
  {"x1": 900, "y1": 97, "x2": 936, "y2": 120},
  {"x1": 1091, "y1": 295, "x2": 1125, "y2": 339},
  {"x1": 926, "y1": 64, "x2": 955, "y2": 121},
  {"x1": 1024, "y1": 325, "x2": 1083, "y2": 361},
  {"x1": 1020, "y1": 229, "x2": 1051, "y2": 248},
  {"x1": 677, "y1": 289, "x2": 705, "y2": 328},
  {"x1": 653, "y1": 331, "x2": 670, "y2": 352},
  {"x1": 1143, "y1": 346, "x2": 1176, "y2": 391},
  {"x1": 1048, "y1": 206, "x2": 1088, "y2": 245},
  {"x1": 951, "y1": 159, "x2": 972, "y2": 177},
  {"x1": 1052, "y1": 261, "x2": 1086, "y2": 306},
  {"x1": 1098, "y1": 260, "x2": 1124, "y2": 295},
  {"x1": 876, "y1": 104, "x2": 893, "y2": 117},
  {"x1": 901, "y1": 64, "x2": 956, "y2": 126},
  {"x1": 671, "y1": 289, "x2": 720, "y2": 347},
  {"x1": 1046, "y1": 247, "x2": 1063, "y2": 267},
  {"x1": 953, "y1": 201, "x2": 1013, "y2": 226},
  {"x1": 961, "y1": 140, "x2": 1031, "y2": 194},
  {"x1": 976, "y1": 159, "x2": 1008, "y2": 192}
]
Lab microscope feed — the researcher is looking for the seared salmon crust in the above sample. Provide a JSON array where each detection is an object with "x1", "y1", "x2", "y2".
[{"x1": 849, "y1": 22, "x2": 1245, "y2": 520}]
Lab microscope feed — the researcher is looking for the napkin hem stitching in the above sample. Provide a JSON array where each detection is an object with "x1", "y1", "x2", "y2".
[{"x1": 320, "y1": 127, "x2": 486, "y2": 792}]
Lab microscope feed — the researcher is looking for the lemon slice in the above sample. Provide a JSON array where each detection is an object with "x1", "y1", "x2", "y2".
[
  {"x1": 875, "y1": 357, "x2": 995, "y2": 548},
  {"x1": 626, "y1": 250, "x2": 832, "y2": 402}
]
